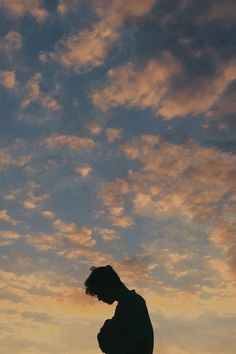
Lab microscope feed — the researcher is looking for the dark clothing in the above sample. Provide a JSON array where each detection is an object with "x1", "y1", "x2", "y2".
[{"x1": 97, "y1": 290, "x2": 154, "y2": 354}]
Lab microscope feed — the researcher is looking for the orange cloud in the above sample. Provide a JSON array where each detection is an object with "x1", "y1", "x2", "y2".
[
  {"x1": 21, "y1": 73, "x2": 61, "y2": 112},
  {"x1": 98, "y1": 178, "x2": 129, "y2": 207},
  {"x1": 44, "y1": 134, "x2": 96, "y2": 150},
  {"x1": 92, "y1": 49, "x2": 236, "y2": 119},
  {"x1": 75, "y1": 164, "x2": 92, "y2": 177},
  {"x1": 209, "y1": 223, "x2": 236, "y2": 277},
  {"x1": 0, "y1": 0, "x2": 48, "y2": 22},
  {"x1": 41, "y1": 210, "x2": 55, "y2": 219},
  {"x1": 51, "y1": 0, "x2": 155, "y2": 71},
  {"x1": 92, "y1": 0, "x2": 156, "y2": 27},
  {"x1": 87, "y1": 121, "x2": 102, "y2": 135},
  {"x1": 51, "y1": 22, "x2": 119, "y2": 72},
  {"x1": 94, "y1": 227, "x2": 120, "y2": 241},
  {"x1": 0, "y1": 230, "x2": 21, "y2": 245},
  {"x1": 0, "y1": 70, "x2": 17, "y2": 90},
  {"x1": 0, "y1": 209, "x2": 10, "y2": 222},
  {"x1": 53, "y1": 219, "x2": 96, "y2": 247},
  {"x1": 159, "y1": 60, "x2": 236, "y2": 119},
  {"x1": 21, "y1": 181, "x2": 50, "y2": 210},
  {"x1": 26, "y1": 218, "x2": 96, "y2": 252},
  {"x1": 98, "y1": 178, "x2": 134, "y2": 227},
  {"x1": 91, "y1": 52, "x2": 181, "y2": 111}
]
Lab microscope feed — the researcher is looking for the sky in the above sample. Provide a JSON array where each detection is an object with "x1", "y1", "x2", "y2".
[{"x1": 0, "y1": 0, "x2": 236, "y2": 353}]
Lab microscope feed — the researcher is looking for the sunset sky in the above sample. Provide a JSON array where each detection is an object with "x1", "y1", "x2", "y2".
[{"x1": 0, "y1": 0, "x2": 236, "y2": 353}]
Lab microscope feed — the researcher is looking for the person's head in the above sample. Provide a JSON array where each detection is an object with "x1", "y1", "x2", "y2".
[{"x1": 84, "y1": 265, "x2": 124, "y2": 304}]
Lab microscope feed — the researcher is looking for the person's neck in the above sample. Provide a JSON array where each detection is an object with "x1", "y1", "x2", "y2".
[{"x1": 116, "y1": 285, "x2": 130, "y2": 303}]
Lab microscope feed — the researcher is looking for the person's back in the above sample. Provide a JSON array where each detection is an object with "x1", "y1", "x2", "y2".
[{"x1": 84, "y1": 265, "x2": 154, "y2": 354}]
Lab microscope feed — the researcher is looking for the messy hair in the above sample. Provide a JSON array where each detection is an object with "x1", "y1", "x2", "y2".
[{"x1": 84, "y1": 265, "x2": 122, "y2": 296}]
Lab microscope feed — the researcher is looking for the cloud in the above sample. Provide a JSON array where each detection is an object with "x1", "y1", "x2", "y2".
[
  {"x1": 75, "y1": 164, "x2": 92, "y2": 177},
  {"x1": 0, "y1": 147, "x2": 31, "y2": 171},
  {"x1": 0, "y1": 31, "x2": 22, "y2": 53},
  {"x1": 197, "y1": 0, "x2": 236, "y2": 24},
  {"x1": 50, "y1": 0, "x2": 156, "y2": 71},
  {"x1": 0, "y1": 0, "x2": 48, "y2": 22},
  {"x1": 26, "y1": 217, "x2": 96, "y2": 252},
  {"x1": 4, "y1": 188, "x2": 22, "y2": 201},
  {"x1": 0, "y1": 70, "x2": 17, "y2": 90},
  {"x1": 57, "y1": 0, "x2": 81, "y2": 15},
  {"x1": 26, "y1": 233, "x2": 61, "y2": 251},
  {"x1": 91, "y1": 52, "x2": 181, "y2": 112},
  {"x1": 92, "y1": 0, "x2": 156, "y2": 27},
  {"x1": 21, "y1": 181, "x2": 50, "y2": 210},
  {"x1": 120, "y1": 135, "x2": 236, "y2": 221},
  {"x1": 159, "y1": 59, "x2": 236, "y2": 119},
  {"x1": 91, "y1": 47, "x2": 236, "y2": 119},
  {"x1": 97, "y1": 135, "x2": 236, "y2": 275},
  {"x1": 94, "y1": 227, "x2": 120, "y2": 241},
  {"x1": 0, "y1": 230, "x2": 21, "y2": 245},
  {"x1": 209, "y1": 87, "x2": 236, "y2": 119},
  {"x1": 51, "y1": 22, "x2": 120, "y2": 72},
  {"x1": 53, "y1": 219, "x2": 96, "y2": 247},
  {"x1": 21, "y1": 73, "x2": 61, "y2": 112},
  {"x1": 0, "y1": 209, "x2": 11, "y2": 222},
  {"x1": 86, "y1": 122, "x2": 102, "y2": 135},
  {"x1": 43, "y1": 134, "x2": 96, "y2": 150},
  {"x1": 97, "y1": 178, "x2": 134, "y2": 227},
  {"x1": 209, "y1": 222, "x2": 236, "y2": 278},
  {"x1": 0, "y1": 209, "x2": 17, "y2": 226},
  {"x1": 105, "y1": 128, "x2": 123, "y2": 143},
  {"x1": 57, "y1": 247, "x2": 113, "y2": 265},
  {"x1": 41, "y1": 210, "x2": 55, "y2": 219}
]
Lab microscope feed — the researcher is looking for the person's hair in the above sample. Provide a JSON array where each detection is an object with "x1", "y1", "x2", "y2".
[{"x1": 84, "y1": 265, "x2": 122, "y2": 296}]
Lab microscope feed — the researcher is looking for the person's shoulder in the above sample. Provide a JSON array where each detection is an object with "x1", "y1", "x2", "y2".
[{"x1": 127, "y1": 290, "x2": 146, "y2": 305}]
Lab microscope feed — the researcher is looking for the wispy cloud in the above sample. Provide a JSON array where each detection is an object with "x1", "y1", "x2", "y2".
[
  {"x1": 21, "y1": 73, "x2": 61, "y2": 112},
  {"x1": 43, "y1": 134, "x2": 96, "y2": 150},
  {"x1": 57, "y1": 0, "x2": 81, "y2": 15},
  {"x1": 0, "y1": 147, "x2": 31, "y2": 171},
  {"x1": 0, "y1": 0, "x2": 48, "y2": 22},
  {"x1": 105, "y1": 127, "x2": 123, "y2": 143},
  {"x1": 0, "y1": 31, "x2": 22, "y2": 53},
  {"x1": 91, "y1": 52, "x2": 181, "y2": 112},
  {"x1": 49, "y1": 0, "x2": 156, "y2": 71},
  {"x1": 92, "y1": 53, "x2": 236, "y2": 119}
]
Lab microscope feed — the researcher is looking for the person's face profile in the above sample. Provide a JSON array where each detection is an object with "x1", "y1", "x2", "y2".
[{"x1": 95, "y1": 288, "x2": 115, "y2": 304}]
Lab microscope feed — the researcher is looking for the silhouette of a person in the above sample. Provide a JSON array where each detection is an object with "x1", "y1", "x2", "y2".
[{"x1": 84, "y1": 265, "x2": 154, "y2": 354}]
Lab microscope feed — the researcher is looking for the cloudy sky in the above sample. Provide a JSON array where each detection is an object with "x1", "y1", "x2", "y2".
[{"x1": 0, "y1": 0, "x2": 236, "y2": 353}]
